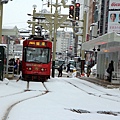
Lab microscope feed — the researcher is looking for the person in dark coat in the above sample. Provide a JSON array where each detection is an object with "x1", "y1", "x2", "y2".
[
  {"x1": 107, "y1": 60, "x2": 114, "y2": 82},
  {"x1": 67, "y1": 63, "x2": 71, "y2": 77},
  {"x1": 87, "y1": 65, "x2": 91, "y2": 77},
  {"x1": 58, "y1": 63, "x2": 64, "y2": 77}
]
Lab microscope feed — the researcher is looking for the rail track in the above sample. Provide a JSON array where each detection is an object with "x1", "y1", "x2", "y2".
[
  {"x1": 1, "y1": 81, "x2": 49, "y2": 120},
  {"x1": 64, "y1": 78, "x2": 120, "y2": 102}
]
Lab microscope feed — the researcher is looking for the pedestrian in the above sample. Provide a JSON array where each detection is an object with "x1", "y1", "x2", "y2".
[
  {"x1": 58, "y1": 63, "x2": 64, "y2": 77},
  {"x1": 14, "y1": 60, "x2": 18, "y2": 74},
  {"x1": 67, "y1": 63, "x2": 71, "y2": 77},
  {"x1": 107, "y1": 60, "x2": 114, "y2": 82},
  {"x1": 87, "y1": 65, "x2": 91, "y2": 77}
]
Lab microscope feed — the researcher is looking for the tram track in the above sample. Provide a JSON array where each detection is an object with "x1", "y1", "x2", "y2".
[
  {"x1": 77, "y1": 79, "x2": 120, "y2": 98},
  {"x1": 65, "y1": 79, "x2": 120, "y2": 102},
  {"x1": 1, "y1": 80, "x2": 50, "y2": 120},
  {"x1": 0, "y1": 78, "x2": 49, "y2": 98},
  {"x1": 2, "y1": 90, "x2": 49, "y2": 120},
  {"x1": 0, "y1": 91, "x2": 26, "y2": 98}
]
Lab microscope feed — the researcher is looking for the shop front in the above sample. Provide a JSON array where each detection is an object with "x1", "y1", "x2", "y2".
[{"x1": 82, "y1": 32, "x2": 120, "y2": 79}]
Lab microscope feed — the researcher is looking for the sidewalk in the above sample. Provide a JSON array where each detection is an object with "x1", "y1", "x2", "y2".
[
  {"x1": 9, "y1": 71, "x2": 120, "y2": 89},
  {"x1": 80, "y1": 76, "x2": 120, "y2": 89},
  {"x1": 61, "y1": 71, "x2": 120, "y2": 88}
]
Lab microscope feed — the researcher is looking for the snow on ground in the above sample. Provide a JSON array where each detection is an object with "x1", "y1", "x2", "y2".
[{"x1": 0, "y1": 75, "x2": 120, "y2": 120}]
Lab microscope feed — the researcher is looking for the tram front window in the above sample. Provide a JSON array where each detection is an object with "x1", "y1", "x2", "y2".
[{"x1": 25, "y1": 47, "x2": 50, "y2": 63}]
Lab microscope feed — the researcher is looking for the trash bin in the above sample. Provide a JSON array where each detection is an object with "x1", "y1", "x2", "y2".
[{"x1": 0, "y1": 46, "x2": 5, "y2": 81}]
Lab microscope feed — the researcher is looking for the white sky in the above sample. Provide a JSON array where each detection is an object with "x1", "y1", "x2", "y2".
[
  {"x1": 2, "y1": 0, "x2": 72, "y2": 30},
  {"x1": 2, "y1": 0, "x2": 83, "y2": 31},
  {"x1": 0, "y1": 72, "x2": 120, "y2": 120}
]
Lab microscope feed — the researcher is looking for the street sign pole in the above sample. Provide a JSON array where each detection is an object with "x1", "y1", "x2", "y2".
[{"x1": 52, "y1": 0, "x2": 58, "y2": 77}]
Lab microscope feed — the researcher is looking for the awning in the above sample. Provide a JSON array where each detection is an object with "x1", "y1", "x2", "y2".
[{"x1": 82, "y1": 32, "x2": 120, "y2": 51}]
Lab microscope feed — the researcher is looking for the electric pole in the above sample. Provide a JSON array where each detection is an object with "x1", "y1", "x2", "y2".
[
  {"x1": 0, "y1": 2, "x2": 3, "y2": 44},
  {"x1": 27, "y1": 1, "x2": 68, "y2": 78},
  {"x1": 0, "y1": 0, "x2": 12, "y2": 44}
]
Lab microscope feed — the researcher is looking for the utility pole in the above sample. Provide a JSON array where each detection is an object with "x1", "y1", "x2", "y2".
[
  {"x1": 72, "y1": 21, "x2": 78, "y2": 57},
  {"x1": 32, "y1": 5, "x2": 37, "y2": 35},
  {"x1": 0, "y1": 0, "x2": 12, "y2": 44},
  {"x1": 27, "y1": 1, "x2": 68, "y2": 78},
  {"x1": 50, "y1": 0, "x2": 68, "y2": 77},
  {"x1": 0, "y1": 2, "x2": 3, "y2": 44},
  {"x1": 79, "y1": 0, "x2": 88, "y2": 75},
  {"x1": 47, "y1": 0, "x2": 53, "y2": 42},
  {"x1": 6, "y1": 36, "x2": 10, "y2": 77},
  {"x1": 80, "y1": 10, "x2": 87, "y2": 74},
  {"x1": 52, "y1": 0, "x2": 58, "y2": 77}
]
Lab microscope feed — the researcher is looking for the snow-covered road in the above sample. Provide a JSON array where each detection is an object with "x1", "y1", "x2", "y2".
[{"x1": 0, "y1": 77, "x2": 120, "y2": 120}]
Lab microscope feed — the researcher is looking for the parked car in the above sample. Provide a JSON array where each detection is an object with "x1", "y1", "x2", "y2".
[
  {"x1": 91, "y1": 64, "x2": 97, "y2": 75},
  {"x1": 55, "y1": 59, "x2": 65, "y2": 69},
  {"x1": 70, "y1": 64, "x2": 76, "y2": 72}
]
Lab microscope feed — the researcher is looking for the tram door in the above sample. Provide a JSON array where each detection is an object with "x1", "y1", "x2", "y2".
[{"x1": 0, "y1": 46, "x2": 4, "y2": 81}]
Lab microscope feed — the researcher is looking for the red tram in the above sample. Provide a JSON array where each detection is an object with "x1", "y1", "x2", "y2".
[{"x1": 22, "y1": 36, "x2": 52, "y2": 82}]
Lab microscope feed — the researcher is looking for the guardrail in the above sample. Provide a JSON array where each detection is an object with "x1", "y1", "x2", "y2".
[
  {"x1": 112, "y1": 71, "x2": 120, "y2": 90},
  {"x1": 112, "y1": 71, "x2": 120, "y2": 80}
]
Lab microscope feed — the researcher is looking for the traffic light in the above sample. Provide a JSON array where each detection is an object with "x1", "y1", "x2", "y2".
[
  {"x1": 75, "y1": 3, "x2": 80, "y2": 20},
  {"x1": 69, "y1": 5, "x2": 74, "y2": 18}
]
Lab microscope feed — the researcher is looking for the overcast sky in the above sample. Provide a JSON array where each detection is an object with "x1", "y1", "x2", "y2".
[
  {"x1": 2, "y1": 0, "x2": 84, "y2": 30},
  {"x1": 2, "y1": 0, "x2": 72, "y2": 30}
]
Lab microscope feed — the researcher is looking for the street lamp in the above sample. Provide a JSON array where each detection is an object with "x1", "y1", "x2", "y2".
[
  {"x1": 92, "y1": 45, "x2": 100, "y2": 66},
  {"x1": 0, "y1": 0, "x2": 12, "y2": 44},
  {"x1": 32, "y1": 5, "x2": 37, "y2": 35}
]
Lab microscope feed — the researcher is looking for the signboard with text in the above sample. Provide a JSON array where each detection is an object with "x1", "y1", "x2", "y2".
[
  {"x1": 109, "y1": 0, "x2": 120, "y2": 9},
  {"x1": 108, "y1": 11, "x2": 120, "y2": 33}
]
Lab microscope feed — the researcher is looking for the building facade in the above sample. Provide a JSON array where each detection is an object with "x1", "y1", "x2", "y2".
[
  {"x1": 82, "y1": 0, "x2": 120, "y2": 80},
  {"x1": 56, "y1": 30, "x2": 74, "y2": 60}
]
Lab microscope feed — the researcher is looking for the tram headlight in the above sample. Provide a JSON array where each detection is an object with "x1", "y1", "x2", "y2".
[
  {"x1": 40, "y1": 68, "x2": 47, "y2": 72},
  {"x1": 29, "y1": 67, "x2": 32, "y2": 70},
  {"x1": 41, "y1": 68, "x2": 44, "y2": 72},
  {"x1": 26, "y1": 67, "x2": 32, "y2": 71}
]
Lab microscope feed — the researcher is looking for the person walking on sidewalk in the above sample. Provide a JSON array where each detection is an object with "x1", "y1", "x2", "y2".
[
  {"x1": 107, "y1": 60, "x2": 114, "y2": 82},
  {"x1": 58, "y1": 63, "x2": 64, "y2": 77},
  {"x1": 87, "y1": 65, "x2": 91, "y2": 77},
  {"x1": 67, "y1": 63, "x2": 71, "y2": 77}
]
